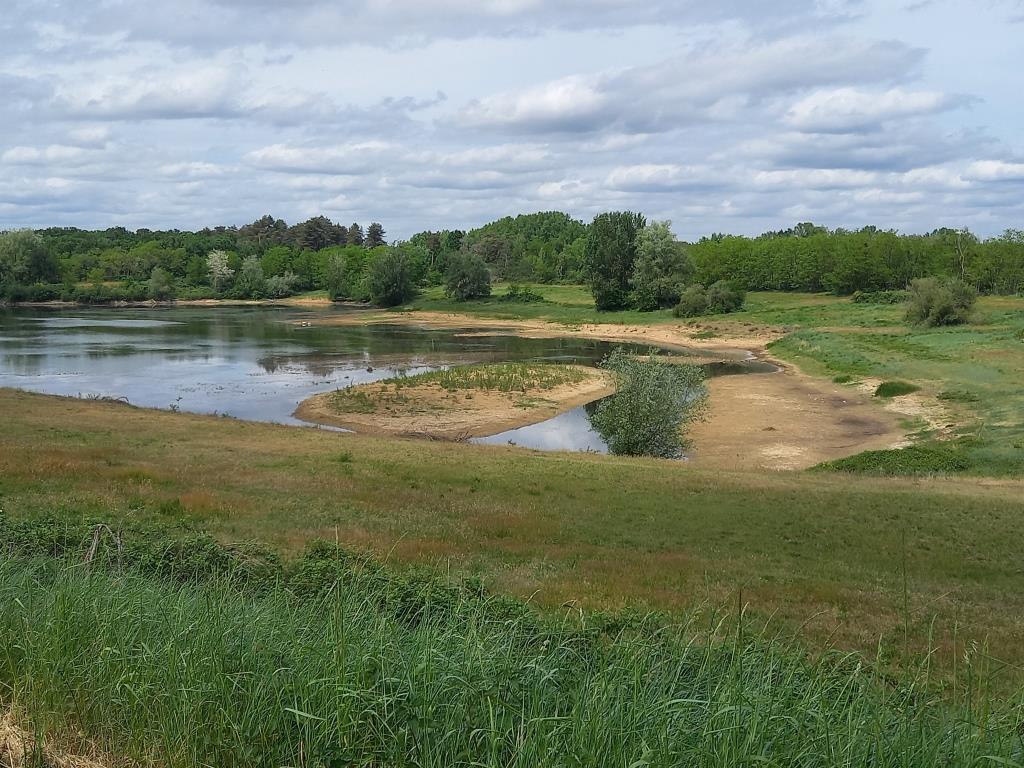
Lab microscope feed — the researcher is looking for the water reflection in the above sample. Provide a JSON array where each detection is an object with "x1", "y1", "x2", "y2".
[
  {"x1": 0, "y1": 306, "x2": 651, "y2": 426},
  {"x1": 0, "y1": 305, "x2": 772, "y2": 452},
  {"x1": 473, "y1": 400, "x2": 608, "y2": 453}
]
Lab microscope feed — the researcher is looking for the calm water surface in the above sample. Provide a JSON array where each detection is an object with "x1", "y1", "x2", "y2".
[{"x1": 0, "y1": 305, "x2": 770, "y2": 453}]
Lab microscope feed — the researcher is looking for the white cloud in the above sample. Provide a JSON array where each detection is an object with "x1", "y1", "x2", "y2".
[
  {"x1": 158, "y1": 162, "x2": 229, "y2": 179},
  {"x1": 459, "y1": 36, "x2": 924, "y2": 134},
  {"x1": 2, "y1": 145, "x2": 90, "y2": 164},
  {"x1": 461, "y1": 77, "x2": 608, "y2": 132},
  {"x1": 244, "y1": 143, "x2": 395, "y2": 175},
  {"x1": 753, "y1": 168, "x2": 880, "y2": 189},
  {"x1": 965, "y1": 160, "x2": 1024, "y2": 181},
  {"x1": 785, "y1": 87, "x2": 964, "y2": 132},
  {"x1": 606, "y1": 164, "x2": 721, "y2": 192}
]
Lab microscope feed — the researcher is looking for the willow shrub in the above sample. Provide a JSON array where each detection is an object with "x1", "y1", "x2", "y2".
[{"x1": 590, "y1": 349, "x2": 708, "y2": 458}]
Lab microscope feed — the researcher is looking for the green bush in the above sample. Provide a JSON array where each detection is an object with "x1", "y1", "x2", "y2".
[
  {"x1": 499, "y1": 283, "x2": 545, "y2": 303},
  {"x1": 672, "y1": 281, "x2": 745, "y2": 317},
  {"x1": 590, "y1": 349, "x2": 707, "y2": 458},
  {"x1": 265, "y1": 271, "x2": 299, "y2": 299},
  {"x1": 673, "y1": 284, "x2": 710, "y2": 317},
  {"x1": 874, "y1": 381, "x2": 920, "y2": 398},
  {"x1": 1, "y1": 282, "x2": 63, "y2": 302},
  {"x1": 815, "y1": 442, "x2": 973, "y2": 475},
  {"x1": 232, "y1": 256, "x2": 266, "y2": 299},
  {"x1": 147, "y1": 266, "x2": 176, "y2": 300},
  {"x1": 366, "y1": 249, "x2": 416, "y2": 307},
  {"x1": 706, "y1": 280, "x2": 745, "y2": 313},
  {"x1": 444, "y1": 251, "x2": 491, "y2": 301},
  {"x1": 851, "y1": 290, "x2": 910, "y2": 304},
  {"x1": 906, "y1": 277, "x2": 976, "y2": 327}
]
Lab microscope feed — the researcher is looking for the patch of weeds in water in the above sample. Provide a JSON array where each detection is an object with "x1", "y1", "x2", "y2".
[{"x1": 875, "y1": 381, "x2": 920, "y2": 398}]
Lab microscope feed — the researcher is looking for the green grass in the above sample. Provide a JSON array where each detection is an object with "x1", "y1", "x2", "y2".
[
  {"x1": 875, "y1": 381, "x2": 921, "y2": 398},
  {"x1": 3, "y1": 388, "x2": 1024, "y2": 672},
  {"x1": 753, "y1": 294, "x2": 1024, "y2": 475},
  {"x1": 815, "y1": 441, "x2": 975, "y2": 475},
  {"x1": 405, "y1": 283, "x2": 678, "y2": 325},
  {"x1": 3, "y1": 522, "x2": 1023, "y2": 768},
  {"x1": 326, "y1": 363, "x2": 590, "y2": 414},
  {"x1": 399, "y1": 362, "x2": 589, "y2": 393}
]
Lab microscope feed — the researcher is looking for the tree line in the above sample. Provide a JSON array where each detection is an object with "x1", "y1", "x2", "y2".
[{"x1": 1, "y1": 211, "x2": 1023, "y2": 308}]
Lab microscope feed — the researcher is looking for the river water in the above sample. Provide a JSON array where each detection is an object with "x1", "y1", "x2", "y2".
[{"x1": 0, "y1": 306, "x2": 771, "y2": 453}]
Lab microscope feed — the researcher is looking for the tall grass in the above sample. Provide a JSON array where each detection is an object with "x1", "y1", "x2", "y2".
[
  {"x1": 1, "y1": 531, "x2": 1022, "y2": 767},
  {"x1": 397, "y1": 362, "x2": 589, "y2": 393}
]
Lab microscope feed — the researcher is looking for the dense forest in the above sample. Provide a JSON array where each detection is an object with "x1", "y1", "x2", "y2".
[{"x1": 1, "y1": 211, "x2": 1022, "y2": 307}]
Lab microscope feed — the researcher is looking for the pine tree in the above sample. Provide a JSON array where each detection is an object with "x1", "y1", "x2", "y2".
[
  {"x1": 366, "y1": 222, "x2": 386, "y2": 248},
  {"x1": 347, "y1": 223, "x2": 365, "y2": 247}
]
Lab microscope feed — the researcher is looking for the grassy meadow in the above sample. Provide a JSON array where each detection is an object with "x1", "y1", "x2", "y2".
[{"x1": 2, "y1": 288, "x2": 1024, "y2": 765}]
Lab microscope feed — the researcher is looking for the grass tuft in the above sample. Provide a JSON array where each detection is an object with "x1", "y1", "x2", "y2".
[{"x1": 875, "y1": 380, "x2": 921, "y2": 398}]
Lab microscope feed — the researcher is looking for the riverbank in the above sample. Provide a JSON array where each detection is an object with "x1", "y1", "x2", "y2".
[
  {"x1": 301, "y1": 308, "x2": 914, "y2": 469},
  {"x1": 295, "y1": 363, "x2": 615, "y2": 439}
]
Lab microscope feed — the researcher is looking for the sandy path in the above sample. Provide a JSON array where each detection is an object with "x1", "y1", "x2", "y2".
[
  {"x1": 295, "y1": 366, "x2": 615, "y2": 439},
  {"x1": 689, "y1": 364, "x2": 906, "y2": 470}
]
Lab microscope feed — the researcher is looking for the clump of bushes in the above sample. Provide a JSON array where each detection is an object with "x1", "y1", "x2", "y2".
[
  {"x1": 147, "y1": 267, "x2": 175, "y2": 300},
  {"x1": 499, "y1": 283, "x2": 545, "y2": 303},
  {"x1": 444, "y1": 252, "x2": 491, "y2": 301},
  {"x1": 366, "y1": 249, "x2": 416, "y2": 307},
  {"x1": 590, "y1": 349, "x2": 707, "y2": 458},
  {"x1": 874, "y1": 381, "x2": 920, "y2": 398},
  {"x1": 672, "y1": 281, "x2": 746, "y2": 318},
  {"x1": 906, "y1": 277, "x2": 976, "y2": 327},
  {"x1": 1, "y1": 282, "x2": 63, "y2": 302},
  {"x1": 264, "y1": 271, "x2": 300, "y2": 299},
  {"x1": 851, "y1": 290, "x2": 910, "y2": 304},
  {"x1": 815, "y1": 442, "x2": 973, "y2": 475}
]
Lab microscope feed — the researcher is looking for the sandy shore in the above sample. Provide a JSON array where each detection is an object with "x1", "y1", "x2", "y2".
[
  {"x1": 294, "y1": 309, "x2": 921, "y2": 469},
  {"x1": 295, "y1": 365, "x2": 615, "y2": 439}
]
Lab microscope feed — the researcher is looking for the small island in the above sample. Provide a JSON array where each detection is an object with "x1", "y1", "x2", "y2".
[{"x1": 294, "y1": 362, "x2": 615, "y2": 439}]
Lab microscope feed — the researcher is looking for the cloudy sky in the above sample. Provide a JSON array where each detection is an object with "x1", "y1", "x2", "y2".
[{"x1": 1, "y1": 0, "x2": 1022, "y2": 239}]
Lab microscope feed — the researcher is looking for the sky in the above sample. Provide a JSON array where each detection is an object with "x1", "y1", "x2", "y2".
[{"x1": 1, "y1": 0, "x2": 1022, "y2": 240}]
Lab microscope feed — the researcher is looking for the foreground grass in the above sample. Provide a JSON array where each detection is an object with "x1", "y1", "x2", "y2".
[
  {"x1": 2, "y1": 524, "x2": 1022, "y2": 768},
  {"x1": 2, "y1": 388, "x2": 1024, "y2": 674}
]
